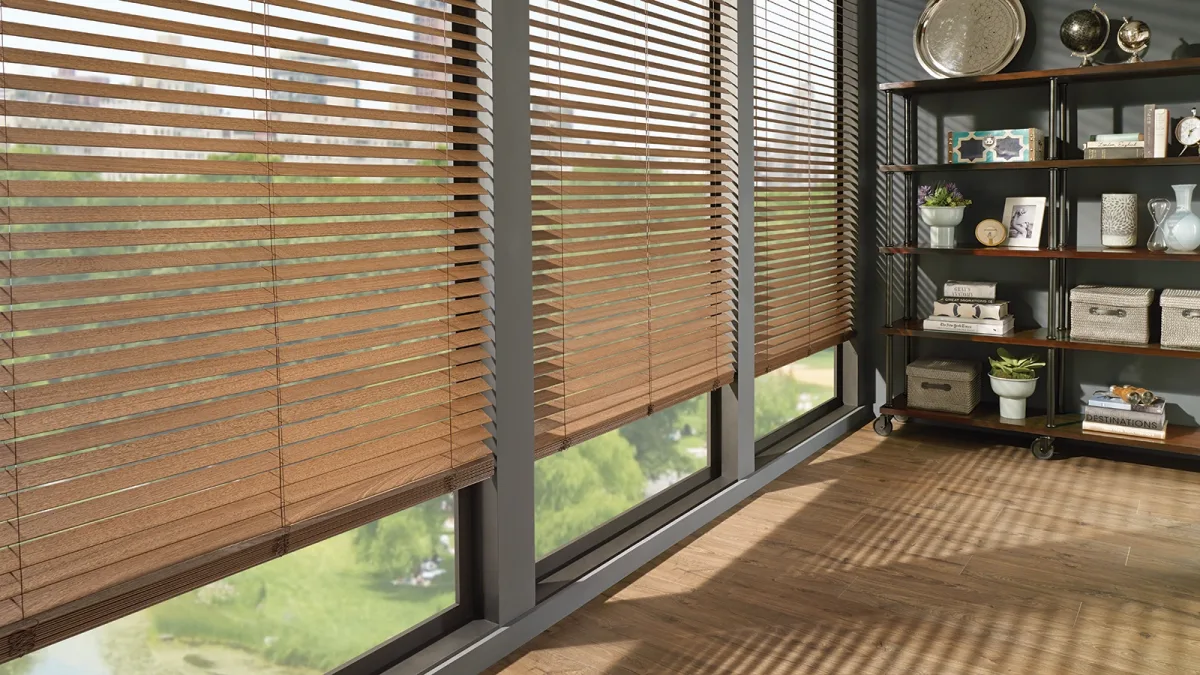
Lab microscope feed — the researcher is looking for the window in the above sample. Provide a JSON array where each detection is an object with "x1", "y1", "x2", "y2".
[
  {"x1": 2, "y1": 498, "x2": 459, "y2": 674},
  {"x1": 528, "y1": 0, "x2": 737, "y2": 458},
  {"x1": 755, "y1": 347, "x2": 838, "y2": 439},
  {"x1": 753, "y1": 0, "x2": 859, "y2": 377},
  {"x1": 535, "y1": 394, "x2": 708, "y2": 559},
  {"x1": 0, "y1": 0, "x2": 492, "y2": 658}
]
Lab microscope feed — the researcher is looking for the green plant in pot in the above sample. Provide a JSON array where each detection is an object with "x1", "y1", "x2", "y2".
[
  {"x1": 988, "y1": 348, "x2": 1046, "y2": 420},
  {"x1": 918, "y1": 182, "x2": 973, "y2": 249}
]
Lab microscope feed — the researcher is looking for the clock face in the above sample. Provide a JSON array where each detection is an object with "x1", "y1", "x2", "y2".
[
  {"x1": 1178, "y1": 117, "x2": 1200, "y2": 147},
  {"x1": 975, "y1": 219, "x2": 1008, "y2": 247}
]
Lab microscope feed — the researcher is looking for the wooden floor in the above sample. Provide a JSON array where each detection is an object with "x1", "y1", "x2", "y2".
[{"x1": 488, "y1": 422, "x2": 1200, "y2": 674}]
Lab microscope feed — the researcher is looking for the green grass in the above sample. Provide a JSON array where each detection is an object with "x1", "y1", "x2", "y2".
[{"x1": 149, "y1": 530, "x2": 454, "y2": 672}]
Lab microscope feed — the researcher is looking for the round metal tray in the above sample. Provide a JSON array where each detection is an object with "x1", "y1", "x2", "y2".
[{"x1": 914, "y1": 0, "x2": 1026, "y2": 79}]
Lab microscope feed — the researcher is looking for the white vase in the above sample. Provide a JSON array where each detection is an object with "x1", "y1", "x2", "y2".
[
  {"x1": 1165, "y1": 184, "x2": 1200, "y2": 253},
  {"x1": 989, "y1": 375, "x2": 1038, "y2": 420},
  {"x1": 920, "y1": 206, "x2": 966, "y2": 249}
]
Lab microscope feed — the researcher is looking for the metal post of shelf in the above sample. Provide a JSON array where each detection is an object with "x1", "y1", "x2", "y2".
[
  {"x1": 884, "y1": 92, "x2": 895, "y2": 405},
  {"x1": 1057, "y1": 82, "x2": 1071, "y2": 416},
  {"x1": 1046, "y1": 78, "x2": 1061, "y2": 428},
  {"x1": 903, "y1": 96, "x2": 916, "y2": 387}
]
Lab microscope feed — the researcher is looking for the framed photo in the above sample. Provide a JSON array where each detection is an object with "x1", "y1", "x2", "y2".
[{"x1": 1002, "y1": 197, "x2": 1048, "y2": 249}]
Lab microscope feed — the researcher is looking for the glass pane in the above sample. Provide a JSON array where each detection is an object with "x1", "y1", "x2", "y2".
[
  {"x1": 755, "y1": 348, "x2": 838, "y2": 440},
  {"x1": 535, "y1": 395, "x2": 709, "y2": 559},
  {"x1": 6, "y1": 498, "x2": 457, "y2": 675}
]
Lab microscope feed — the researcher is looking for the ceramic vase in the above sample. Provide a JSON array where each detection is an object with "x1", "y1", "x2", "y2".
[
  {"x1": 989, "y1": 375, "x2": 1038, "y2": 421},
  {"x1": 1165, "y1": 184, "x2": 1200, "y2": 253},
  {"x1": 920, "y1": 206, "x2": 966, "y2": 249},
  {"x1": 1101, "y1": 193, "x2": 1137, "y2": 248}
]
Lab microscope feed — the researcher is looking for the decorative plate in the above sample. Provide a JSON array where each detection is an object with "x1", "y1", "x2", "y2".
[{"x1": 914, "y1": 0, "x2": 1026, "y2": 79}]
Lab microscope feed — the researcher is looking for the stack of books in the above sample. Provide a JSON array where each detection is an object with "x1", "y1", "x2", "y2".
[
  {"x1": 1083, "y1": 391, "x2": 1168, "y2": 440},
  {"x1": 1084, "y1": 133, "x2": 1145, "y2": 160},
  {"x1": 1143, "y1": 105, "x2": 1171, "y2": 158},
  {"x1": 923, "y1": 280, "x2": 1015, "y2": 336}
]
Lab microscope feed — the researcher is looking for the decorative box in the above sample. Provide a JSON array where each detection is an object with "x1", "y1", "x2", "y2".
[
  {"x1": 1160, "y1": 289, "x2": 1200, "y2": 349},
  {"x1": 1070, "y1": 285, "x2": 1155, "y2": 345},
  {"x1": 906, "y1": 359, "x2": 981, "y2": 415},
  {"x1": 947, "y1": 128, "x2": 1046, "y2": 164}
]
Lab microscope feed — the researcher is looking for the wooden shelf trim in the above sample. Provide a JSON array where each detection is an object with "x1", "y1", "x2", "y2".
[
  {"x1": 880, "y1": 396, "x2": 1200, "y2": 456},
  {"x1": 881, "y1": 320, "x2": 1200, "y2": 360},
  {"x1": 879, "y1": 56, "x2": 1200, "y2": 94},
  {"x1": 879, "y1": 245, "x2": 1200, "y2": 261},
  {"x1": 881, "y1": 156, "x2": 1200, "y2": 173}
]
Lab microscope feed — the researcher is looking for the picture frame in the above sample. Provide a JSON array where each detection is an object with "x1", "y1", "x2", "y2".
[{"x1": 1001, "y1": 197, "x2": 1048, "y2": 249}]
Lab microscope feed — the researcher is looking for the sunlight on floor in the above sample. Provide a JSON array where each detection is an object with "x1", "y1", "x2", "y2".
[{"x1": 491, "y1": 423, "x2": 1200, "y2": 675}]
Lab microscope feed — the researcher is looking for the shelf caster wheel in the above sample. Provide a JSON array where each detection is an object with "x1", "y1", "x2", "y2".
[
  {"x1": 1031, "y1": 437, "x2": 1057, "y2": 461},
  {"x1": 894, "y1": 415, "x2": 910, "y2": 423},
  {"x1": 873, "y1": 415, "x2": 894, "y2": 437}
]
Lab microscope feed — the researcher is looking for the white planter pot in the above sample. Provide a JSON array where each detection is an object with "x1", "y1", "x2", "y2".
[
  {"x1": 989, "y1": 375, "x2": 1038, "y2": 420},
  {"x1": 920, "y1": 206, "x2": 966, "y2": 249}
]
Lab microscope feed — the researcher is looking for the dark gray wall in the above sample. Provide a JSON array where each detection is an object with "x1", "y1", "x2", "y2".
[{"x1": 868, "y1": 0, "x2": 1200, "y2": 425}]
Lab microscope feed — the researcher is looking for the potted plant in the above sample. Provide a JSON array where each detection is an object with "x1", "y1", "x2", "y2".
[
  {"x1": 918, "y1": 182, "x2": 973, "y2": 248},
  {"x1": 988, "y1": 348, "x2": 1046, "y2": 421}
]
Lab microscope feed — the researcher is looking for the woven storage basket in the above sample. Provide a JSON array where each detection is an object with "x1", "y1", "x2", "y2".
[
  {"x1": 1161, "y1": 289, "x2": 1200, "y2": 349},
  {"x1": 906, "y1": 359, "x2": 981, "y2": 415},
  {"x1": 1070, "y1": 285, "x2": 1154, "y2": 345}
]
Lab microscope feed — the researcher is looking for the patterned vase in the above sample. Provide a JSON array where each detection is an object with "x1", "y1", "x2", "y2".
[{"x1": 1101, "y1": 194, "x2": 1138, "y2": 248}]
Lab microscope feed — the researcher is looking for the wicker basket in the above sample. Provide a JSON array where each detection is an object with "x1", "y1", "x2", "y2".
[
  {"x1": 1070, "y1": 285, "x2": 1154, "y2": 345},
  {"x1": 1161, "y1": 289, "x2": 1200, "y2": 349},
  {"x1": 906, "y1": 359, "x2": 981, "y2": 415}
]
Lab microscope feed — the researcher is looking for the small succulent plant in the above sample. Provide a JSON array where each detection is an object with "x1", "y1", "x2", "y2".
[
  {"x1": 918, "y1": 182, "x2": 973, "y2": 208},
  {"x1": 989, "y1": 348, "x2": 1046, "y2": 380}
]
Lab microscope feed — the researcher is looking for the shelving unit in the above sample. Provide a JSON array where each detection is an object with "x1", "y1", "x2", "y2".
[{"x1": 877, "y1": 59, "x2": 1200, "y2": 460}]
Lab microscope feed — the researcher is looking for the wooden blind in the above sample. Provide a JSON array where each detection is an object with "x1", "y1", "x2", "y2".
[
  {"x1": 529, "y1": 0, "x2": 738, "y2": 458},
  {"x1": 753, "y1": 0, "x2": 858, "y2": 376},
  {"x1": 0, "y1": 0, "x2": 492, "y2": 658}
]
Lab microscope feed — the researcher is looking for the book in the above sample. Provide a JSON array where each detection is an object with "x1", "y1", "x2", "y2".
[
  {"x1": 1084, "y1": 407, "x2": 1166, "y2": 431},
  {"x1": 943, "y1": 280, "x2": 997, "y2": 300},
  {"x1": 1144, "y1": 104, "x2": 1157, "y2": 157},
  {"x1": 1086, "y1": 391, "x2": 1165, "y2": 414},
  {"x1": 932, "y1": 299, "x2": 1009, "y2": 320},
  {"x1": 923, "y1": 316, "x2": 1015, "y2": 336},
  {"x1": 1092, "y1": 133, "x2": 1144, "y2": 142},
  {"x1": 1154, "y1": 109, "x2": 1171, "y2": 158},
  {"x1": 1083, "y1": 419, "x2": 1168, "y2": 440},
  {"x1": 1084, "y1": 147, "x2": 1145, "y2": 160},
  {"x1": 1084, "y1": 140, "x2": 1144, "y2": 149}
]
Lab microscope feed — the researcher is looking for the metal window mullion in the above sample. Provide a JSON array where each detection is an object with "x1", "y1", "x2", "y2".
[
  {"x1": 478, "y1": 0, "x2": 536, "y2": 625},
  {"x1": 723, "y1": 0, "x2": 755, "y2": 480}
]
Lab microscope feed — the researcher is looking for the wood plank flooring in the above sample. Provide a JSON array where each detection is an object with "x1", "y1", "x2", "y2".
[{"x1": 487, "y1": 422, "x2": 1200, "y2": 674}]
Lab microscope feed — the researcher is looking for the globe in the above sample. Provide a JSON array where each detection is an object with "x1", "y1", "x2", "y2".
[
  {"x1": 1060, "y1": 8, "x2": 1109, "y2": 62},
  {"x1": 1117, "y1": 18, "x2": 1151, "y2": 62}
]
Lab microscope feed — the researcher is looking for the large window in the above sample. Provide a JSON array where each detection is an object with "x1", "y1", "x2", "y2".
[
  {"x1": 2, "y1": 499, "x2": 459, "y2": 674},
  {"x1": 755, "y1": 348, "x2": 838, "y2": 439},
  {"x1": 534, "y1": 395, "x2": 708, "y2": 559}
]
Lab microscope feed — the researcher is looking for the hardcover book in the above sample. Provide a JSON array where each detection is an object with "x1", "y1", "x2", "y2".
[
  {"x1": 1144, "y1": 104, "x2": 1156, "y2": 157},
  {"x1": 1092, "y1": 133, "x2": 1143, "y2": 142},
  {"x1": 1083, "y1": 420, "x2": 1168, "y2": 440},
  {"x1": 923, "y1": 316, "x2": 1015, "y2": 336},
  {"x1": 1084, "y1": 147, "x2": 1145, "y2": 160},
  {"x1": 1084, "y1": 140, "x2": 1144, "y2": 148},
  {"x1": 943, "y1": 281, "x2": 997, "y2": 301},
  {"x1": 1154, "y1": 109, "x2": 1171, "y2": 158},
  {"x1": 932, "y1": 299, "x2": 1009, "y2": 320},
  {"x1": 1084, "y1": 407, "x2": 1167, "y2": 431}
]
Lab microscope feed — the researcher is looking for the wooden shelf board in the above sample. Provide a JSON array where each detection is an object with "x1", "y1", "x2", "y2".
[
  {"x1": 879, "y1": 57, "x2": 1200, "y2": 94},
  {"x1": 881, "y1": 397, "x2": 1200, "y2": 456},
  {"x1": 881, "y1": 157, "x2": 1200, "y2": 173},
  {"x1": 882, "y1": 320, "x2": 1200, "y2": 359},
  {"x1": 879, "y1": 246, "x2": 1200, "y2": 261}
]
